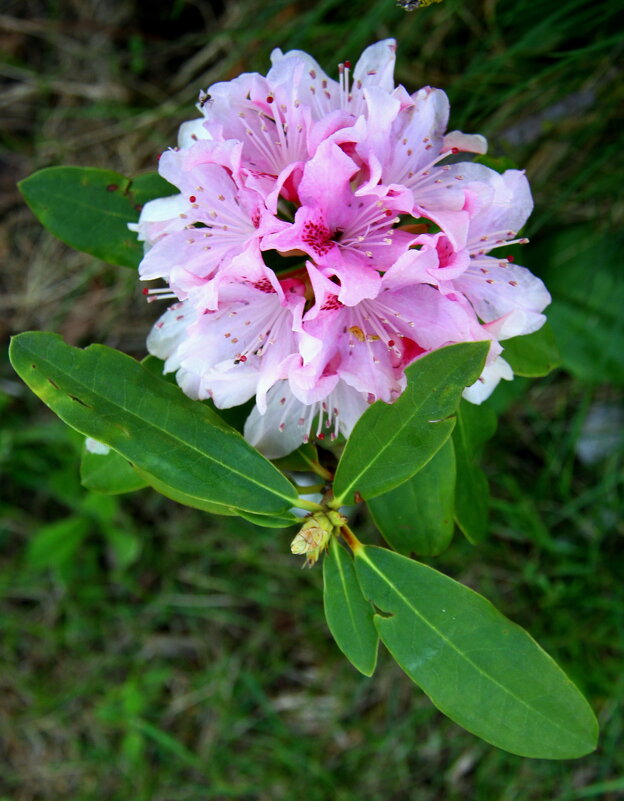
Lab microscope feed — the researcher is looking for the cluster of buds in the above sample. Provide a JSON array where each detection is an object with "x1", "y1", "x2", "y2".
[{"x1": 290, "y1": 510, "x2": 348, "y2": 567}]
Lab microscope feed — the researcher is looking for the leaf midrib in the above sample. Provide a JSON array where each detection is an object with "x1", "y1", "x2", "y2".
[
  {"x1": 335, "y1": 360, "x2": 469, "y2": 502},
  {"x1": 17, "y1": 338, "x2": 296, "y2": 512},
  {"x1": 358, "y1": 549, "x2": 589, "y2": 748}
]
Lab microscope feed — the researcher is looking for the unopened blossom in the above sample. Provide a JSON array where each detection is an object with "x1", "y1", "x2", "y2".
[{"x1": 136, "y1": 39, "x2": 550, "y2": 457}]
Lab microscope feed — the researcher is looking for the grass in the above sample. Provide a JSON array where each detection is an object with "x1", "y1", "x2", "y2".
[{"x1": 1, "y1": 0, "x2": 623, "y2": 798}]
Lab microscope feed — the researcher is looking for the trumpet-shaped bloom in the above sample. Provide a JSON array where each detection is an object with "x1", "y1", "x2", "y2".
[{"x1": 136, "y1": 39, "x2": 549, "y2": 457}]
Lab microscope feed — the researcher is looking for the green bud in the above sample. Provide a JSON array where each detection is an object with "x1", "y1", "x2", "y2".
[
  {"x1": 290, "y1": 510, "x2": 346, "y2": 567},
  {"x1": 327, "y1": 510, "x2": 347, "y2": 528}
]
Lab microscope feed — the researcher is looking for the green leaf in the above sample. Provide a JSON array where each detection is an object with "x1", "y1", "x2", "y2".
[
  {"x1": 80, "y1": 444, "x2": 148, "y2": 494},
  {"x1": 367, "y1": 439, "x2": 455, "y2": 556},
  {"x1": 27, "y1": 516, "x2": 90, "y2": 570},
  {"x1": 503, "y1": 323, "x2": 561, "y2": 377},
  {"x1": 134, "y1": 468, "x2": 238, "y2": 517},
  {"x1": 142, "y1": 355, "x2": 253, "y2": 433},
  {"x1": 333, "y1": 342, "x2": 489, "y2": 505},
  {"x1": 130, "y1": 172, "x2": 177, "y2": 208},
  {"x1": 452, "y1": 400, "x2": 497, "y2": 544},
  {"x1": 123, "y1": 452, "x2": 298, "y2": 525},
  {"x1": 18, "y1": 167, "x2": 175, "y2": 269},
  {"x1": 323, "y1": 538, "x2": 378, "y2": 676},
  {"x1": 272, "y1": 443, "x2": 321, "y2": 473},
  {"x1": 354, "y1": 546, "x2": 598, "y2": 759},
  {"x1": 10, "y1": 332, "x2": 298, "y2": 516},
  {"x1": 237, "y1": 509, "x2": 299, "y2": 528}
]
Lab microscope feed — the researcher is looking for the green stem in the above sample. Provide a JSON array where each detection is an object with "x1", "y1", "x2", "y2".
[
  {"x1": 294, "y1": 497, "x2": 325, "y2": 512},
  {"x1": 294, "y1": 482, "x2": 325, "y2": 495},
  {"x1": 328, "y1": 494, "x2": 345, "y2": 510},
  {"x1": 340, "y1": 524, "x2": 363, "y2": 553},
  {"x1": 308, "y1": 461, "x2": 334, "y2": 482}
]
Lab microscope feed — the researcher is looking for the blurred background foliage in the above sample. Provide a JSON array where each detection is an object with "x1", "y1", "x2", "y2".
[{"x1": 1, "y1": 0, "x2": 623, "y2": 798}]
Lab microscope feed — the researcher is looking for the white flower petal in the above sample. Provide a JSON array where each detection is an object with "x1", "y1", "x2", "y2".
[
  {"x1": 85, "y1": 437, "x2": 110, "y2": 455},
  {"x1": 463, "y1": 356, "x2": 513, "y2": 404}
]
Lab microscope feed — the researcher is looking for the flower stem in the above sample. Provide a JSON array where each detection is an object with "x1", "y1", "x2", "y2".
[
  {"x1": 294, "y1": 483, "x2": 325, "y2": 494},
  {"x1": 308, "y1": 461, "x2": 333, "y2": 482},
  {"x1": 294, "y1": 497, "x2": 325, "y2": 512},
  {"x1": 340, "y1": 524, "x2": 363, "y2": 553}
]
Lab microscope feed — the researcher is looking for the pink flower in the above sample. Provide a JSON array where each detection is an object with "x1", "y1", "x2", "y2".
[
  {"x1": 147, "y1": 276, "x2": 306, "y2": 413},
  {"x1": 263, "y1": 140, "x2": 414, "y2": 305},
  {"x1": 136, "y1": 141, "x2": 288, "y2": 309},
  {"x1": 136, "y1": 39, "x2": 549, "y2": 457},
  {"x1": 295, "y1": 257, "x2": 490, "y2": 407}
]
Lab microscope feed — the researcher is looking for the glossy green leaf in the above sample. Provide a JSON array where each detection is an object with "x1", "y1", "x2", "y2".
[
  {"x1": 237, "y1": 509, "x2": 299, "y2": 528},
  {"x1": 18, "y1": 167, "x2": 175, "y2": 269},
  {"x1": 367, "y1": 439, "x2": 455, "y2": 556},
  {"x1": 142, "y1": 355, "x2": 253, "y2": 433},
  {"x1": 323, "y1": 538, "x2": 378, "y2": 676},
  {"x1": 272, "y1": 443, "x2": 321, "y2": 473},
  {"x1": 141, "y1": 354, "x2": 178, "y2": 383},
  {"x1": 81, "y1": 429, "x2": 297, "y2": 524},
  {"x1": 137, "y1": 468, "x2": 297, "y2": 526},
  {"x1": 503, "y1": 323, "x2": 561, "y2": 377},
  {"x1": 80, "y1": 445, "x2": 148, "y2": 494},
  {"x1": 452, "y1": 400, "x2": 497, "y2": 544},
  {"x1": 355, "y1": 546, "x2": 598, "y2": 759},
  {"x1": 10, "y1": 332, "x2": 298, "y2": 516},
  {"x1": 333, "y1": 342, "x2": 489, "y2": 505},
  {"x1": 132, "y1": 468, "x2": 238, "y2": 517}
]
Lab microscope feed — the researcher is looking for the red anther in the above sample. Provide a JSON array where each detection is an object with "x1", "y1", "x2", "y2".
[
  {"x1": 317, "y1": 432, "x2": 325, "y2": 440},
  {"x1": 384, "y1": 209, "x2": 393, "y2": 217},
  {"x1": 239, "y1": 354, "x2": 247, "y2": 362},
  {"x1": 507, "y1": 254, "x2": 515, "y2": 262},
  {"x1": 451, "y1": 147, "x2": 459, "y2": 154},
  {"x1": 344, "y1": 60, "x2": 351, "y2": 69},
  {"x1": 141, "y1": 287, "x2": 149, "y2": 295},
  {"x1": 189, "y1": 195, "x2": 196, "y2": 203},
  {"x1": 387, "y1": 339, "x2": 395, "y2": 347},
  {"x1": 266, "y1": 95, "x2": 274, "y2": 103}
]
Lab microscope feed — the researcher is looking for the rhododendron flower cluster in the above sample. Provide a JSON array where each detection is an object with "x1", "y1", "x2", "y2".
[{"x1": 132, "y1": 39, "x2": 550, "y2": 458}]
